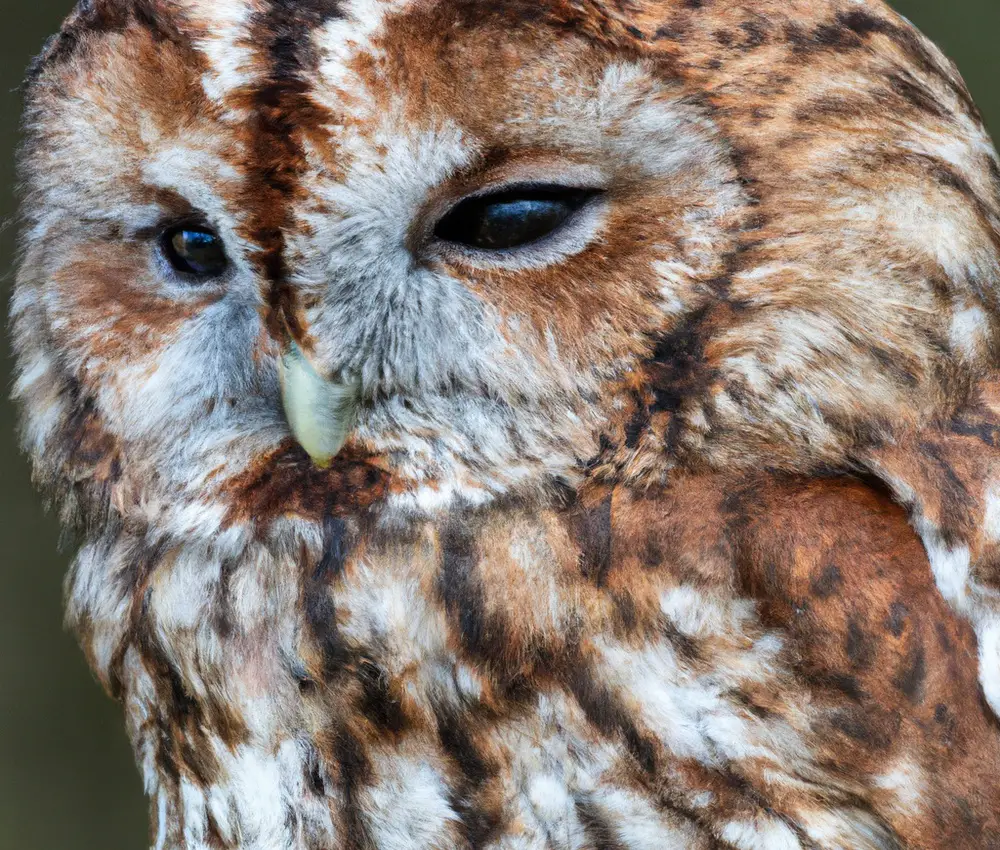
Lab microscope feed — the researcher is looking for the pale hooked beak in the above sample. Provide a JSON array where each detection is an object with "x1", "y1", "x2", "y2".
[{"x1": 279, "y1": 340, "x2": 360, "y2": 467}]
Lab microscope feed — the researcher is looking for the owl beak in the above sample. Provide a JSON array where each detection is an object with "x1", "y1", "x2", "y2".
[{"x1": 279, "y1": 340, "x2": 360, "y2": 468}]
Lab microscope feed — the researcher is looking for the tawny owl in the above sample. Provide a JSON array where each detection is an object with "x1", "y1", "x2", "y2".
[{"x1": 13, "y1": 0, "x2": 1000, "y2": 846}]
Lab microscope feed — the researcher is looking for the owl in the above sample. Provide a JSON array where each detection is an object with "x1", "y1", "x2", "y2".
[{"x1": 13, "y1": 0, "x2": 1000, "y2": 847}]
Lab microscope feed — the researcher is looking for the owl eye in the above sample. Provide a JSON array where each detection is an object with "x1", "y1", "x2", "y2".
[
  {"x1": 435, "y1": 185, "x2": 597, "y2": 251},
  {"x1": 161, "y1": 225, "x2": 228, "y2": 278}
]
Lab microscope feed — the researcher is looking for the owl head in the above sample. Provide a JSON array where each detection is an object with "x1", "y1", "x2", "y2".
[{"x1": 13, "y1": 0, "x2": 1000, "y2": 542}]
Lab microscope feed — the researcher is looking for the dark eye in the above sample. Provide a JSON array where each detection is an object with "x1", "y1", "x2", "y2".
[
  {"x1": 434, "y1": 185, "x2": 597, "y2": 251},
  {"x1": 161, "y1": 225, "x2": 228, "y2": 278}
]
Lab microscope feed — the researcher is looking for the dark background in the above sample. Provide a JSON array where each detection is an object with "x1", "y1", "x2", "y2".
[{"x1": 0, "y1": 1, "x2": 997, "y2": 847}]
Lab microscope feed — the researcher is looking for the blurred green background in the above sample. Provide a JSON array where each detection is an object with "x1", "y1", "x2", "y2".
[{"x1": 0, "y1": 1, "x2": 998, "y2": 847}]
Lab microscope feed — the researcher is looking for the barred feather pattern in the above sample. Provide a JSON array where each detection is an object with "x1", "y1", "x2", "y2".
[{"x1": 13, "y1": 0, "x2": 1000, "y2": 847}]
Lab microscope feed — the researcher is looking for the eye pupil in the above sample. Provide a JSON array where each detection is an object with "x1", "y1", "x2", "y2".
[
  {"x1": 476, "y1": 199, "x2": 569, "y2": 249},
  {"x1": 435, "y1": 186, "x2": 594, "y2": 251},
  {"x1": 163, "y1": 226, "x2": 228, "y2": 278}
]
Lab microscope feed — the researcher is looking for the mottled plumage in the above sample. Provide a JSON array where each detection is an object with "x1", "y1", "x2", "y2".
[{"x1": 12, "y1": 0, "x2": 1000, "y2": 847}]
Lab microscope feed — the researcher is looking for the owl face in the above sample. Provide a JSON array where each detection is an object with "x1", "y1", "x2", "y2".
[{"x1": 13, "y1": 0, "x2": 1000, "y2": 539}]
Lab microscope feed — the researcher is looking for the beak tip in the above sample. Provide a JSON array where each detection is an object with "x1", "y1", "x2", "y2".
[{"x1": 280, "y1": 342, "x2": 360, "y2": 467}]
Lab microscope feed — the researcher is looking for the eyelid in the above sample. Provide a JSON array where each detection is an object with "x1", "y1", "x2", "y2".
[
  {"x1": 458, "y1": 157, "x2": 609, "y2": 198},
  {"x1": 136, "y1": 215, "x2": 213, "y2": 242},
  {"x1": 442, "y1": 181, "x2": 603, "y2": 219}
]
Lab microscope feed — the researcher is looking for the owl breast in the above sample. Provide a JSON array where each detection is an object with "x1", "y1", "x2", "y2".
[{"x1": 69, "y1": 469, "x2": 1000, "y2": 849}]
